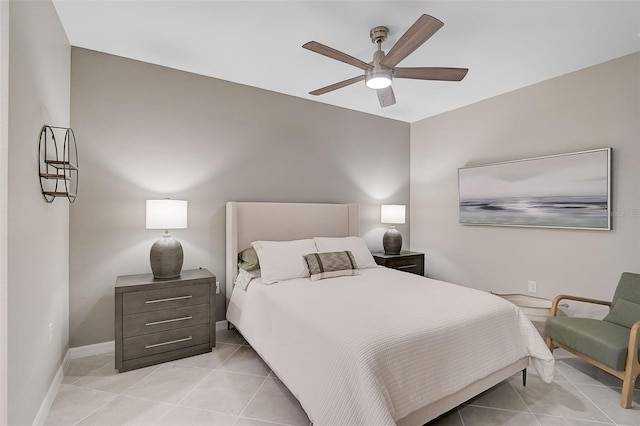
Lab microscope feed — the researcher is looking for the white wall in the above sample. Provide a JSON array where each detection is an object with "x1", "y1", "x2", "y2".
[
  {"x1": 8, "y1": 1, "x2": 70, "y2": 424},
  {"x1": 0, "y1": 0, "x2": 9, "y2": 423},
  {"x1": 410, "y1": 53, "x2": 640, "y2": 316},
  {"x1": 69, "y1": 48, "x2": 410, "y2": 347}
]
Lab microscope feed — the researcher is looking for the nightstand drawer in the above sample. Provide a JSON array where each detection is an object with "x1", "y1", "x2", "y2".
[
  {"x1": 123, "y1": 283, "x2": 209, "y2": 315},
  {"x1": 372, "y1": 251, "x2": 425, "y2": 276},
  {"x1": 385, "y1": 259, "x2": 422, "y2": 275},
  {"x1": 123, "y1": 304, "x2": 210, "y2": 338},
  {"x1": 123, "y1": 323, "x2": 210, "y2": 360}
]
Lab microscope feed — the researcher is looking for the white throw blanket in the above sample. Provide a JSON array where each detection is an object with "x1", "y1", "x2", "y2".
[{"x1": 227, "y1": 267, "x2": 554, "y2": 426}]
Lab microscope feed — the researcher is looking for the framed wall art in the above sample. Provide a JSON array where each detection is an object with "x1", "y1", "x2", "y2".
[{"x1": 458, "y1": 148, "x2": 611, "y2": 230}]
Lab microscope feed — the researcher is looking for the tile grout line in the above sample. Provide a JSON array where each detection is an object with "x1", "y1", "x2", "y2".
[
  {"x1": 568, "y1": 381, "x2": 619, "y2": 425},
  {"x1": 507, "y1": 378, "x2": 542, "y2": 426},
  {"x1": 214, "y1": 345, "x2": 273, "y2": 378},
  {"x1": 72, "y1": 392, "x2": 177, "y2": 425},
  {"x1": 104, "y1": 363, "x2": 161, "y2": 396},
  {"x1": 237, "y1": 374, "x2": 270, "y2": 419},
  {"x1": 456, "y1": 407, "x2": 465, "y2": 426},
  {"x1": 234, "y1": 415, "x2": 290, "y2": 426},
  {"x1": 53, "y1": 341, "x2": 246, "y2": 424},
  {"x1": 69, "y1": 390, "x2": 119, "y2": 426},
  {"x1": 62, "y1": 347, "x2": 235, "y2": 425},
  {"x1": 555, "y1": 361, "x2": 619, "y2": 424},
  {"x1": 161, "y1": 344, "x2": 247, "y2": 420},
  {"x1": 54, "y1": 355, "x2": 123, "y2": 426},
  {"x1": 163, "y1": 344, "x2": 245, "y2": 409},
  {"x1": 510, "y1": 375, "x2": 617, "y2": 425}
]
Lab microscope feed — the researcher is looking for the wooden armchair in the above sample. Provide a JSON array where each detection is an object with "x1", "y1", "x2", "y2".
[{"x1": 544, "y1": 272, "x2": 640, "y2": 408}]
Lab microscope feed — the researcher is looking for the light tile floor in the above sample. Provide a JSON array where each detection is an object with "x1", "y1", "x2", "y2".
[{"x1": 46, "y1": 329, "x2": 640, "y2": 426}]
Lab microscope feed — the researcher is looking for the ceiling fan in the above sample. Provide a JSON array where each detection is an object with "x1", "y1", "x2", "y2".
[{"x1": 303, "y1": 14, "x2": 468, "y2": 108}]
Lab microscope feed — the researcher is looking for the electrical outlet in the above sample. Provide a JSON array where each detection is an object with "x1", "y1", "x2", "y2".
[
  {"x1": 528, "y1": 281, "x2": 538, "y2": 294},
  {"x1": 48, "y1": 322, "x2": 53, "y2": 345},
  {"x1": 215, "y1": 281, "x2": 220, "y2": 295}
]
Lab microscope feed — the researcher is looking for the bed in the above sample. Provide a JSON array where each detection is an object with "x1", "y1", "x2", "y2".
[{"x1": 225, "y1": 202, "x2": 554, "y2": 426}]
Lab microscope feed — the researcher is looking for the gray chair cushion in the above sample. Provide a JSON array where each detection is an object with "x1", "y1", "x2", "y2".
[
  {"x1": 604, "y1": 298, "x2": 640, "y2": 329},
  {"x1": 545, "y1": 316, "x2": 633, "y2": 371},
  {"x1": 610, "y1": 272, "x2": 640, "y2": 306}
]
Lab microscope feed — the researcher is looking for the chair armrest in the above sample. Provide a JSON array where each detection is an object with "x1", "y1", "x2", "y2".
[
  {"x1": 627, "y1": 321, "x2": 640, "y2": 364},
  {"x1": 550, "y1": 294, "x2": 611, "y2": 317}
]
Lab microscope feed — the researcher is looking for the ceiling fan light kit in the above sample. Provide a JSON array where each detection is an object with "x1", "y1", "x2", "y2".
[
  {"x1": 365, "y1": 68, "x2": 392, "y2": 89},
  {"x1": 303, "y1": 14, "x2": 468, "y2": 108},
  {"x1": 365, "y1": 32, "x2": 393, "y2": 90}
]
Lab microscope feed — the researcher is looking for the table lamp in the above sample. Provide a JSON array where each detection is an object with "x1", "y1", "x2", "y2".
[
  {"x1": 381, "y1": 204, "x2": 405, "y2": 255},
  {"x1": 146, "y1": 199, "x2": 187, "y2": 279}
]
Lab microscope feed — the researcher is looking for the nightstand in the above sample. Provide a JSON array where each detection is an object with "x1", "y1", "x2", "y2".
[
  {"x1": 372, "y1": 251, "x2": 425, "y2": 276},
  {"x1": 115, "y1": 268, "x2": 216, "y2": 372}
]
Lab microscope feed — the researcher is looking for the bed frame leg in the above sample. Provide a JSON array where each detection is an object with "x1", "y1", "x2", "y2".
[{"x1": 522, "y1": 368, "x2": 527, "y2": 387}]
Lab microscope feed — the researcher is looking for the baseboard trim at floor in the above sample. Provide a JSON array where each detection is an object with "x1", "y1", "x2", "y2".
[
  {"x1": 69, "y1": 340, "x2": 115, "y2": 359},
  {"x1": 216, "y1": 320, "x2": 228, "y2": 331},
  {"x1": 32, "y1": 349, "x2": 70, "y2": 426}
]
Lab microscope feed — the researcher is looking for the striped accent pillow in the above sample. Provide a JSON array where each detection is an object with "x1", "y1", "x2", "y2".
[{"x1": 304, "y1": 251, "x2": 359, "y2": 281}]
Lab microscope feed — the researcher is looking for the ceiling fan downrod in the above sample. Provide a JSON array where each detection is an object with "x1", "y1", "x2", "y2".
[{"x1": 366, "y1": 27, "x2": 392, "y2": 90}]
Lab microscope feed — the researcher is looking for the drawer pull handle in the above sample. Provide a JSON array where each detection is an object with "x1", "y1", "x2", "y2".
[
  {"x1": 145, "y1": 336, "x2": 192, "y2": 349},
  {"x1": 397, "y1": 264, "x2": 417, "y2": 269},
  {"x1": 146, "y1": 316, "x2": 193, "y2": 326},
  {"x1": 145, "y1": 295, "x2": 192, "y2": 304}
]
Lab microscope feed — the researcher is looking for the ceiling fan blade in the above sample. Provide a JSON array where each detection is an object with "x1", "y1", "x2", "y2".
[
  {"x1": 380, "y1": 14, "x2": 444, "y2": 68},
  {"x1": 394, "y1": 67, "x2": 468, "y2": 81},
  {"x1": 303, "y1": 41, "x2": 370, "y2": 71},
  {"x1": 309, "y1": 75, "x2": 365, "y2": 96},
  {"x1": 377, "y1": 86, "x2": 396, "y2": 108}
]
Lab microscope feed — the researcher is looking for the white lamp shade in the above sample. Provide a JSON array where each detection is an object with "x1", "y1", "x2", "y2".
[
  {"x1": 146, "y1": 200, "x2": 188, "y2": 229},
  {"x1": 381, "y1": 205, "x2": 406, "y2": 224}
]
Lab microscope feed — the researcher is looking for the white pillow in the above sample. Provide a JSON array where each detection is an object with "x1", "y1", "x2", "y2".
[
  {"x1": 313, "y1": 236, "x2": 377, "y2": 269},
  {"x1": 251, "y1": 239, "x2": 317, "y2": 284}
]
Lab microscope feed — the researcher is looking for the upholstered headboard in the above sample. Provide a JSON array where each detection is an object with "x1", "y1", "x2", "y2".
[{"x1": 225, "y1": 202, "x2": 359, "y2": 306}]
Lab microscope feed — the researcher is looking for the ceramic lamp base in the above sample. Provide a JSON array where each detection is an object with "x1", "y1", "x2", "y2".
[
  {"x1": 383, "y1": 226, "x2": 402, "y2": 255},
  {"x1": 150, "y1": 234, "x2": 183, "y2": 279}
]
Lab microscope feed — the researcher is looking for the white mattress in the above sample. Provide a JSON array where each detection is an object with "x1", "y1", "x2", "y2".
[{"x1": 227, "y1": 267, "x2": 554, "y2": 426}]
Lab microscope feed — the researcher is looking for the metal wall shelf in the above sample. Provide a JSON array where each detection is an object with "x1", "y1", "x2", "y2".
[{"x1": 38, "y1": 125, "x2": 78, "y2": 203}]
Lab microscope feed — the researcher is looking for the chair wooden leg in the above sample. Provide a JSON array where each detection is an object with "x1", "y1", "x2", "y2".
[
  {"x1": 620, "y1": 324, "x2": 640, "y2": 409},
  {"x1": 620, "y1": 371, "x2": 636, "y2": 408},
  {"x1": 546, "y1": 337, "x2": 554, "y2": 352}
]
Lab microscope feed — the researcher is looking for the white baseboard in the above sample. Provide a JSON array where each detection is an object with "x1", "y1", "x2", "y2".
[
  {"x1": 32, "y1": 349, "x2": 70, "y2": 426},
  {"x1": 69, "y1": 340, "x2": 114, "y2": 359}
]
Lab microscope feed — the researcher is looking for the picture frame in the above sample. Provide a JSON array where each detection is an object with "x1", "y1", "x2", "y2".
[{"x1": 458, "y1": 148, "x2": 611, "y2": 230}]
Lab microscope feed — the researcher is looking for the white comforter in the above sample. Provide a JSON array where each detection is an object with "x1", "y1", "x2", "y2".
[{"x1": 227, "y1": 267, "x2": 554, "y2": 426}]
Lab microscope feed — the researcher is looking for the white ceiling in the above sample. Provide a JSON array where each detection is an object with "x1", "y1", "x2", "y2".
[{"x1": 52, "y1": 1, "x2": 640, "y2": 123}]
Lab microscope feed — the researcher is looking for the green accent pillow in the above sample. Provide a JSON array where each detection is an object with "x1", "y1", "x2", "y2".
[
  {"x1": 304, "y1": 251, "x2": 359, "y2": 281},
  {"x1": 603, "y1": 298, "x2": 640, "y2": 329},
  {"x1": 238, "y1": 247, "x2": 260, "y2": 271}
]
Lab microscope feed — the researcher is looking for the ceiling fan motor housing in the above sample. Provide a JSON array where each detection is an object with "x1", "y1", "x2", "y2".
[
  {"x1": 369, "y1": 26, "x2": 389, "y2": 44},
  {"x1": 365, "y1": 48, "x2": 393, "y2": 89}
]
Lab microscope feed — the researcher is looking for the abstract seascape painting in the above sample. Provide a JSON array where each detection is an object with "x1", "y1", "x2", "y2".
[{"x1": 458, "y1": 148, "x2": 611, "y2": 230}]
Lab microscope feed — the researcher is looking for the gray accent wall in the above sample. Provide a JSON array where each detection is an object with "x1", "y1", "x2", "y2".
[
  {"x1": 8, "y1": 1, "x2": 70, "y2": 424},
  {"x1": 69, "y1": 48, "x2": 410, "y2": 347},
  {"x1": 410, "y1": 53, "x2": 640, "y2": 314}
]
